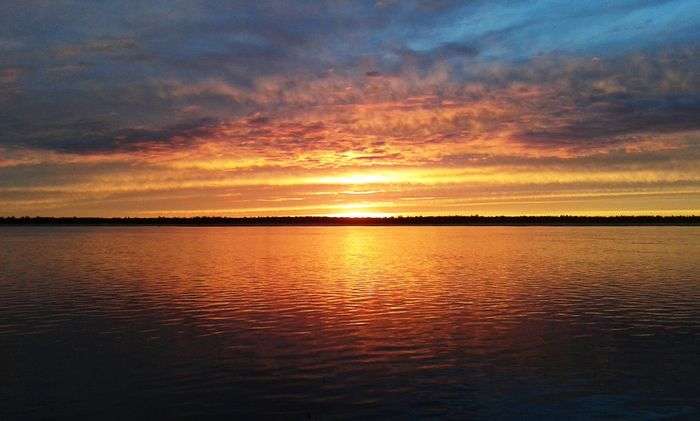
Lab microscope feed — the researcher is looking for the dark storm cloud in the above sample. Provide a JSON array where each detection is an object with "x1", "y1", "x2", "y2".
[
  {"x1": 519, "y1": 95, "x2": 700, "y2": 147},
  {"x1": 2, "y1": 117, "x2": 219, "y2": 154}
]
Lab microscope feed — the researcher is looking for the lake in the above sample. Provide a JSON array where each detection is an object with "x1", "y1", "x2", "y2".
[{"x1": 1, "y1": 226, "x2": 699, "y2": 419}]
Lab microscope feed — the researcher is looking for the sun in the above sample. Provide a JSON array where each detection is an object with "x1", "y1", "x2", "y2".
[
  {"x1": 324, "y1": 202, "x2": 393, "y2": 218},
  {"x1": 330, "y1": 210, "x2": 393, "y2": 218}
]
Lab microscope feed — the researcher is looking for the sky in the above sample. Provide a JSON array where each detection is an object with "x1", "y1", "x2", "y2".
[{"x1": 1, "y1": 0, "x2": 699, "y2": 217}]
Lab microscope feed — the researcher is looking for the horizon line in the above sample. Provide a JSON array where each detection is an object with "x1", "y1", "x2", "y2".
[{"x1": 1, "y1": 215, "x2": 698, "y2": 226}]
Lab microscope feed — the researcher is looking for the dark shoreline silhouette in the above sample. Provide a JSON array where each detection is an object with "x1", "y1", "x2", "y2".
[{"x1": 0, "y1": 216, "x2": 697, "y2": 226}]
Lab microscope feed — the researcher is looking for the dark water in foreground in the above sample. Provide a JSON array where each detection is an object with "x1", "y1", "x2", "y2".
[{"x1": 1, "y1": 226, "x2": 699, "y2": 419}]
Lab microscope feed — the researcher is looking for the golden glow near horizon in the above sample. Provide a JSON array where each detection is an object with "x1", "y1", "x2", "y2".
[
  {"x1": 2, "y1": 111, "x2": 699, "y2": 216},
  {"x1": 2, "y1": 131, "x2": 700, "y2": 216}
]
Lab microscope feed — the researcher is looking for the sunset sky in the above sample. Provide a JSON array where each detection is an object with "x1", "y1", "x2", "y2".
[{"x1": 1, "y1": 0, "x2": 699, "y2": 216}]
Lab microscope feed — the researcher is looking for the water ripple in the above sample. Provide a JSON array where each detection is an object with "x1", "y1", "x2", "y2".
[{"x1": 1, "y1": 226, "x2": 699, "y2": 419}]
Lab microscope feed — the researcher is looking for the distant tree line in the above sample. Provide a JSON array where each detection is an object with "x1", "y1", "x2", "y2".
[{"x1": 0, "y1": 215, "x2": 697, "y2": 226}]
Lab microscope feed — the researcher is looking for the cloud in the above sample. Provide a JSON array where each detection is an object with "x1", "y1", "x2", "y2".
[
  {"x1": 0, "y1": 0, "x2": 698, "y2": 215},
  {"x1": 54, "y1": 37, "x2": 139, "y2": 58},
  {"x1": 4, "y1": 49, "x2": 698, "y2": 161},
  {"x1": 518, "y1": 95, "x2": 700, "y2": 147}
]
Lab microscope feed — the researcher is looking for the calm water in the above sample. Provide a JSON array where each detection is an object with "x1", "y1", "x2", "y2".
[{"x1": 1, "y1": 226, "x2": 699, "y2": 419}]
